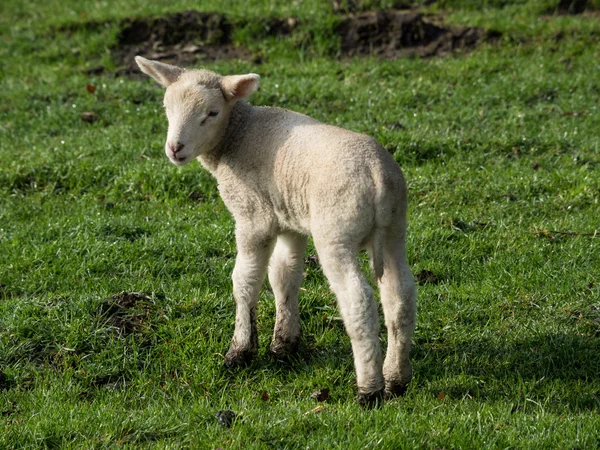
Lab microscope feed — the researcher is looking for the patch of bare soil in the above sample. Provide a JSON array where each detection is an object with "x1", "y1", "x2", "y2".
[
  {"x1": 96, "y1": 292, "x2": 154, "y2": 335},
  {"x1": 415, "y1": 269, "x2": 441, "y2": 285},
  {"x1": 113, "y1": 11, "x2": 297, "y2": 77},
  {"x1": 337, "y1": 10, "x2": 500, "y2": 58},
  {"x1": 548, "y1": 0, "x2": 588, "y2": 15},
  {"x1": 113, "y1": 11, "x2": 245, "y2": 77}
]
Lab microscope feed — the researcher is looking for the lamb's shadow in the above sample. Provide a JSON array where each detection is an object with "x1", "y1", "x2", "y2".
[{"x1": 234, "y1": 330, "x2": 600, "y2": 412}]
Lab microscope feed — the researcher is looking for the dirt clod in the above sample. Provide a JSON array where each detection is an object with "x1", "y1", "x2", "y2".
[
  {"x1": 81, "y1": 111, "x2": 98, "y2": 124},
  {"x1": 337, "y1": 10, "x2": 499, "y2": 58},
  {"x1": 311, "y1": 388, "x2": 330, "y2": 402},
  {"x1": 415, "y1": 270, "x2": 440, "y2": 285}
]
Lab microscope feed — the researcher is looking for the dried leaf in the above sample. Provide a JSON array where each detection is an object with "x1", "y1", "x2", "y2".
[
  {"x1": 304, "y1": 405, "x2": 325, "y2": 415},
  {"x1": 438, "y1": 391, "x2": 445, "y2": 401}
]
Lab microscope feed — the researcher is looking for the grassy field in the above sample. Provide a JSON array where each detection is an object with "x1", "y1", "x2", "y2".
[{"x1": 1, "y1": 0, "x2": 600, "y2": 448}]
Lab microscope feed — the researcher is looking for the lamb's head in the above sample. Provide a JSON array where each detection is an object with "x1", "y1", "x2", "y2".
[{"x1": 135, "y1": 56, "x2": 260, "y2": 166}]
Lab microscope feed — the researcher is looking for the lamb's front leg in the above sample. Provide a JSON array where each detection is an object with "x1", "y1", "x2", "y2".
[
  {"x1": 224, "y1": 235, "x2": 275, "y2": 368},
  {"x1": 268, "y1": 232, "x2": 307, "y2": 358}
]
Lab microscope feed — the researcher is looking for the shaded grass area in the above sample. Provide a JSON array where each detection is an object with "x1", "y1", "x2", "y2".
[{"x1": 1, "y1": 0, "x2": 600, "y2": 448}]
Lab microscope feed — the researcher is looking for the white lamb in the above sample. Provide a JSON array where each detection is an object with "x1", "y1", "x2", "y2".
[{"x1": 136, "y1": 56, "x2": 417, "y2": 406}]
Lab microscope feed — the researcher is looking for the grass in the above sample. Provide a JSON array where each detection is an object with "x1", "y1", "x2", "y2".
[{"x1": 1, "y1": 0, "x2": 599, "y2": 448}]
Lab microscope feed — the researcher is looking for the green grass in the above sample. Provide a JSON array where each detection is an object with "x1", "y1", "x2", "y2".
[{"x1": 1, "y1": 0, "x2": 599, "y2": 448}]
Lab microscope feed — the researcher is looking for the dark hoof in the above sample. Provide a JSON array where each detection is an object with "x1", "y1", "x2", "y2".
[
  {"x1": 269, "y1": 337, "x2": 299, "y2": 360},
  {"x1": 357, "y1": 389, "x2": 385, "y2": 409},
  {"x1": 223, "y1": 348, "x2": 256, "y2": 369},
  {"x1": 384, "y1": 382, "x2": 409, "y2": 399}
]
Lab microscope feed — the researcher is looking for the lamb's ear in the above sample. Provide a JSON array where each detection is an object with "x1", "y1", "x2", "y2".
[
  {"x1": 135, "y1": 56, "x2": 184, "y2": 88},
  {"x1": 220, "y1": 74, "x2": 260, "y2": 102}
]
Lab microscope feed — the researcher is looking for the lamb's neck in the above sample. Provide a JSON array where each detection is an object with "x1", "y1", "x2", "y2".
[{"x1": 197, "y1": 101, "x2": 254, "y2": 174}]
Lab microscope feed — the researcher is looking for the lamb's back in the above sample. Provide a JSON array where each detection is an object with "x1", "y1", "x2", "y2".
[{"x1": 219, "y1": 106, "x2": 404, "y2": 235}]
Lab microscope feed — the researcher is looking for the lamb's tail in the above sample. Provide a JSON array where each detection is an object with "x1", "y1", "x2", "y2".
[{"x1": 370, "y1": 228, "x2": 385, "y2": 281}]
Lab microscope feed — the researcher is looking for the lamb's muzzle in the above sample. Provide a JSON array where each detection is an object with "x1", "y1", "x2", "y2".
[{"x1": 136, "y1": 55, "x2": 417, "y2": 406}]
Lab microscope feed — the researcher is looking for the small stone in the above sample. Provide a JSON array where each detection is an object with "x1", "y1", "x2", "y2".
[
  {"x1": 81, "y1": 111, "x2": 98, "y2": 124},
  {"x1": 215, "y1": 410, "x2": 236, "y2": 428}
]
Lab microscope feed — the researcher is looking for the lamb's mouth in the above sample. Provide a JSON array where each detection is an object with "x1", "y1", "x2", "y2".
[{"x1": 168, "y1": 154, "x2": 190, "y2": 166}]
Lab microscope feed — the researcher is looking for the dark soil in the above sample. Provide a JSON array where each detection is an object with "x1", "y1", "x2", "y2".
[
  {"x1": 113, "y1": 11, "x2": 297, "y2": 77},
  {"x1": 0, "y1": 371, "x2": 12, "y2": 391},
  {"x1": 337, "y1": 10, "x2": 500, "y2": 58},
  {"x1": 415, "y1": 269, "x2": 441, "y2": 285},
  {"x1": 89, "y1": 8, "x2": 498, "y2": 77},
  {"x1": 96, "y1": 292, "x2": 154, "y2": 335},
  {"x1": 113, "y1": 11, "x2": 245, "y2": 77},
  {"x1": 551, "y1": 0, "x2": 588, "y2": 14}
]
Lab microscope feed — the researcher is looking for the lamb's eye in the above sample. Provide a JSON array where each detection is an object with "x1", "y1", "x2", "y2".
[{"x1": 208, "y1": 111, "x2": 219, "y2": 117}]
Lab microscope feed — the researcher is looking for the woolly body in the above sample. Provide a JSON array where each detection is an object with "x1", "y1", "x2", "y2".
[{"x1": 136, "y1": 57, "x2": 417, "y2": 404}]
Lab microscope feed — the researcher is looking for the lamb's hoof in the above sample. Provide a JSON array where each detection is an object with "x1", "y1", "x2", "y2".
[
  {"x1": 384, "y1": 382, "x2": 409, "y2": 399},
  {"x1": 223, "y1": 347, "x2": 256, "y2": 369},
  {"x1": 269, "y1": 336, "x2": 299, "y2": 361},
  {"x1": 357, "y1": 389, "x2": 385, "y2": 409}
]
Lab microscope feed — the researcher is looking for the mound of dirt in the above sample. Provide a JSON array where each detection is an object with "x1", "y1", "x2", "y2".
[
  {"x1": 114, "y1": 11, "x2": 247, "y2": 77},
  {"x1": 96, "y1": 292, "x2": 154, "y2": 335},
  {"x1": 95, "y1": 9, "x2": 497, "y2": 76},
  {"x1": 113, "y1": 11, "x2": 298, "y2": 77},
  {"x1": 337, "y1": 10, "x2": 499, "y2": 58}
]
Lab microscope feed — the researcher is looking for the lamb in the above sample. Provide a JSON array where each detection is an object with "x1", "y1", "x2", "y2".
[{"x1": 135, "y1": 56, "x2": 417, "y2": 406}]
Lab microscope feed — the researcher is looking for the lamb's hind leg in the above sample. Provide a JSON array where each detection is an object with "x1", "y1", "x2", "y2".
[
  {"x1": 315, "y1": 238, "x2": 384, "y2": 406},
  {"x1": 224, "y1": 235, "x2": 275, "y2": 368},
  {"x1": 268, "y1": 232, "x2": 307, "y2": 358},
  {"x1": 378, "y1": 228, "x2": 417, "y2": 397}
]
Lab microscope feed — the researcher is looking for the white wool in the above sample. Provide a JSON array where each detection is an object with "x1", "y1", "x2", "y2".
[{"x1": 136, "y1": 56, "x2": 417, "y2": 401}]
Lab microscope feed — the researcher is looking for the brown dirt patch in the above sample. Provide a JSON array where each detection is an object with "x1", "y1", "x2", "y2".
[
  {"x1": 114, "y1": 11, "x2": 247, "y2": 77},
  {"x1": 80, "y1": 9, "x2": 498, "y2": 76},
  {"x1": 415, "y1": 269, "x2": 441, "y2": 285},
  {"x1": 113, "y1": 11, "x2": 297, "y2": 77},
  {"x1": 337, "y1": 10, "x2": 500, "y2": 58},
  {"x1": 96, "y1": 292, "x2": 154, "y2": 335}
]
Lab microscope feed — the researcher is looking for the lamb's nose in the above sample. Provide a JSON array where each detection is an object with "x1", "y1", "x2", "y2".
[{"x1": 169, "y1": 142, "x2": 185, "y2": 154}]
